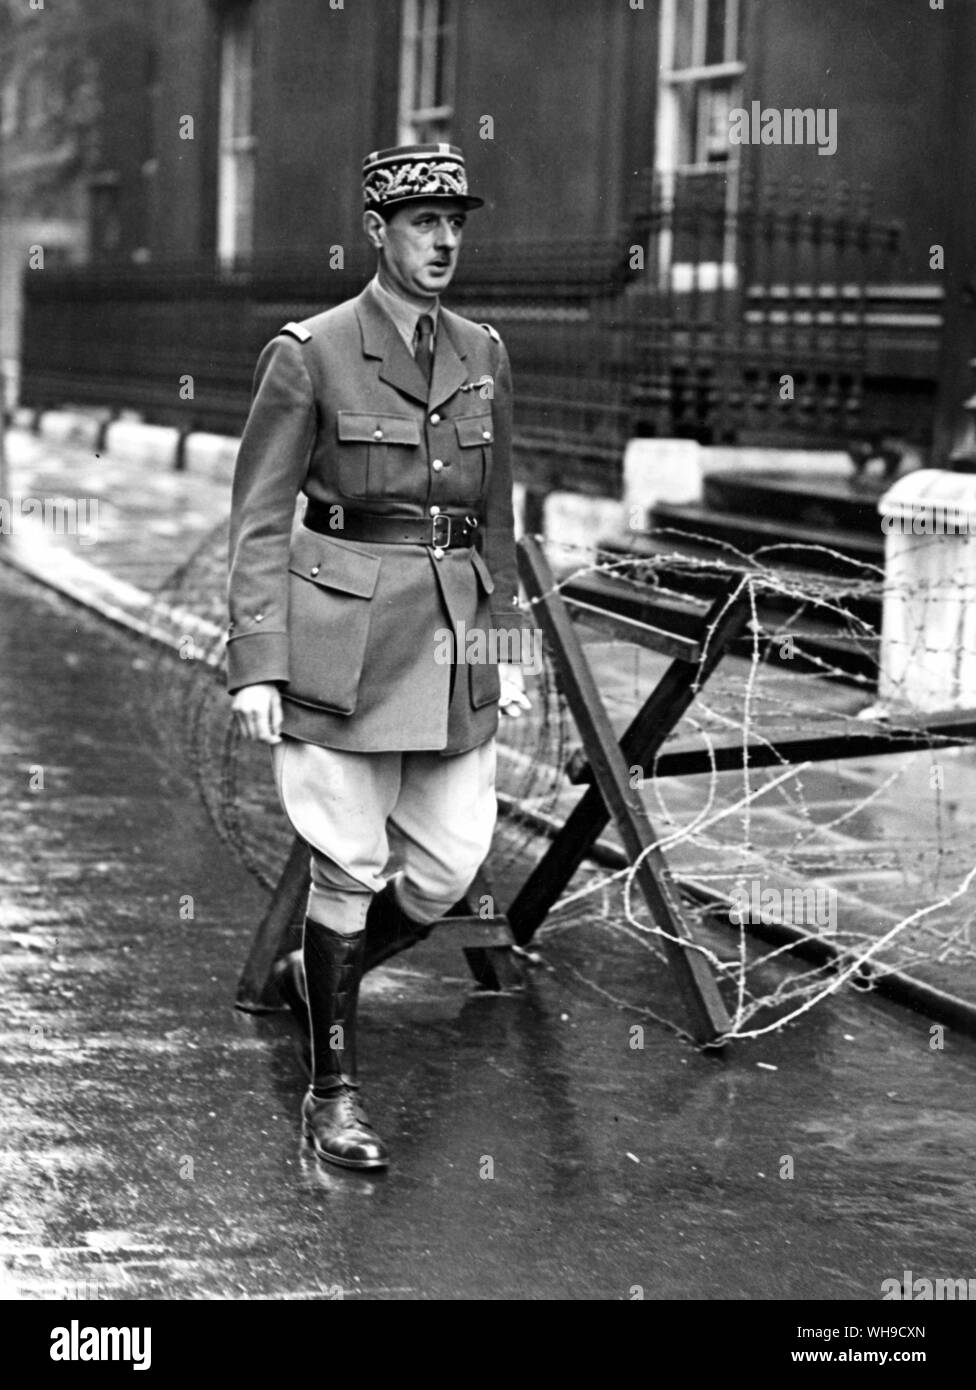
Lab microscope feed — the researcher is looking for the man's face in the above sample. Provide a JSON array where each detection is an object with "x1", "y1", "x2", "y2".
[{"x1": 371, "y1": 199, "x2": 467, "y2": 302}]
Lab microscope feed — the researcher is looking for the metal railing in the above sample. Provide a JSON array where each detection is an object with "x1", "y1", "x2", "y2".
[{"x1": 18, "y1": 176, "x2": 914, "y2": 489}]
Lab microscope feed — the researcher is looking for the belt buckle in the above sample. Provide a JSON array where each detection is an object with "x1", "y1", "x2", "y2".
[{"x1": 431, "y1": 513, "x2": 452, "y2": 549}]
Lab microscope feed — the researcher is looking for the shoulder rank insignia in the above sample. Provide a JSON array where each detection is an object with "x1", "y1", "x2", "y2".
[
  {"x1": 480, "y1": 322, "x2": 501, "y2": 343},
  {"x1": 280, "y1": 321, "x2": 312, "y2": 343}
]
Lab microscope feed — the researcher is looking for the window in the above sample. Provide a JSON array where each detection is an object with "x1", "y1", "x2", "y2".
[
  {"x1": 90, "y1": 171, "x2": 122, "y2": 260},
  {"x1": 134, "y1": 48, "x2": 160, "y2": 263},
  {"x1": 1, "y1": 77, "x2": 20, "y2": 140},
  {"x1": 662, "y1": 0, "x2": 741, "y2": 170},
  {"x1": 655, "y1": 0, "x2": 744, "y2": 288},
  {"x1": 217, "y1": 3, "x2": 256, "y2": 268},
  {"x1": 22, "y1": 61, "x2": 48, "y2": 133},
  {"x1": 398, "y1": 0, "x2": 456, "y2": 144}
]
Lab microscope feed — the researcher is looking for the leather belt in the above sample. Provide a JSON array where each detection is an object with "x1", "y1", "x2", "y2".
[{"x1": 304, "y1": 502, "x2": 480, "y2": 550}]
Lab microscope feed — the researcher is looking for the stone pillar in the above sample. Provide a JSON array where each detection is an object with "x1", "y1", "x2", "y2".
[
  {"x1": 931, "y1": 3, "x2": 976, "y2": 465},
  {"x1": 622, "y1": 438, "x2": 702, "y2": 531},
  {"x1": 878, "y1": 470, "x2": 976, "y2": 712}
]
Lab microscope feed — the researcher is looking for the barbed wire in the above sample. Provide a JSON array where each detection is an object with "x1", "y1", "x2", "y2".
[{"x1": 147, "y1": 521, "x2": 976, "y2": 1043}]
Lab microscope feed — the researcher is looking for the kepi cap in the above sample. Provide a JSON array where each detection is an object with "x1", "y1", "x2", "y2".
[{"x1": 362, "y1": 143, "x2": 484, "y2": 213}]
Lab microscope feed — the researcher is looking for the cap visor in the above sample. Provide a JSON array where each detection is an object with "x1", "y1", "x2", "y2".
[{"x1": 371, "y1": 193, "x2": 485, "y2": 213}]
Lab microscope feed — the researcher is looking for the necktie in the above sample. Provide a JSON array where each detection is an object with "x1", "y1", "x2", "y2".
[{"x1": 413, "y1": 313, "x2": 434, "y2": 385}]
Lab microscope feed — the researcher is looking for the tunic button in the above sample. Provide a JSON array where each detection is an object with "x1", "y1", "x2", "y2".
[
  {"x1": 430, "y1": 412, "x2": 441, "y2": 425},
  {"x1": 254, "y1": 613, "x2": 264, "y2": 622},
  {"x1": 432, "y1": 459, "x2": 444, "y2": 472},
  {"x1": 433, "y1": 547, "x2": 445, "y2": 560},
  {"x1": 373, "y1": 428, "x2": 384, "y2": 440},
  {"x1": 483, "y1": 430, "x2": 492, "y2": 441},
  {"x1": 310, "y1": 565, "x2": 320, "y2": 577},
  {"x1": 429, "y1": 505, "x2": 440, "y2": 515}
]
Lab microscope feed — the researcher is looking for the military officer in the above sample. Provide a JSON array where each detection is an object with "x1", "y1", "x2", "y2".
[{"x1": 227, "y1": 144, "x2": 530, "y2": 1171}]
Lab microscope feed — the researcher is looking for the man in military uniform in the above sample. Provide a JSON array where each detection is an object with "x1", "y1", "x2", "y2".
[{"x1": 227, "y1": 145, "x2": 529, "y2": 1171}]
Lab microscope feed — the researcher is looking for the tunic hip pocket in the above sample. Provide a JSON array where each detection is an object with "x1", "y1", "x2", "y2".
[{"x1": 285, "y1": 537, "x2": 381, "y2": 714}]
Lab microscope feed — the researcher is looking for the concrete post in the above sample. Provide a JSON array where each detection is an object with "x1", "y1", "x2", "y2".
[
  {"x1": 621, "y1": 438, "x2": 702, "y2": 532},
  {"x1": 878, "y1": 469, "x2": 976, "y2": 712}
]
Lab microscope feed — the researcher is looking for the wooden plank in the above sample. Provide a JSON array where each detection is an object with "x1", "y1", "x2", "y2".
[
  {"x1": 562, "y1": 572, "x2": 704, "y2": 632},
  {"x1": 440, "y1": 868, "x2": 524, "y2": 988},
  {"x1": 513, "y1": 536, "x2": 734, "y2": 1044},
  {"x1": 508, "y1": 554, "x2": 750, "y2": 949},
  {"x1": 561, "y1": 569, "x2": 880, "y2": 685},
  {"x1": 433, "y1": 917, "x2": 516, "y2": 948},
  {"x1": 582, "y1": 713, "x2": 976, "y2": 781},
  {"x1": 564, "y1": 596, "x2": 703, "y2": 662}
]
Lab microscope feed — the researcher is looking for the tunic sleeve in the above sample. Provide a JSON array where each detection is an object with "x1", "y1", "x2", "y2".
[
  {"x1": 226, "y1": 336, "x2": 316, "y2": 692},
  {"x1": 483, "y1": 337, "x2": 529, "y2": 636}
]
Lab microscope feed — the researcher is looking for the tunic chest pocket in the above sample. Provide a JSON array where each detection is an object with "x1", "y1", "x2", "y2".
[
  {"x1": 336, "y1": 411, "x2": 423, "y2": 501},
  {"x1": 454, "y1": 413, "x2": 494, "y2": 498}
]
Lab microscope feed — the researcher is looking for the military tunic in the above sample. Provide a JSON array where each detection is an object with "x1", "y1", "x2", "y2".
[{"x1": 227, "y1": 280, "x2": 525, "y2": 755}]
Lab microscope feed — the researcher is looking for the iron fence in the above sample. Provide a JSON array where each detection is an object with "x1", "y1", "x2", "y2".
[{"x1": 18, "y1": 176, "x2": 922, "y2": 492}]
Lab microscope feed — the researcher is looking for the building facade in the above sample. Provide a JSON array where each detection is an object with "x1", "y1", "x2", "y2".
[
  {"x1": 0, "y1": 0, "x2": 154, "y2": 394},
  {"x1": 5, "y1": 0, "x2": 969, "y2": 458}
]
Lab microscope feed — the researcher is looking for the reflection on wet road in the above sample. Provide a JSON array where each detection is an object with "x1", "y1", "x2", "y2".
[{"x1": 2, "y1": 566, "x2": 975, "y2": 1300}]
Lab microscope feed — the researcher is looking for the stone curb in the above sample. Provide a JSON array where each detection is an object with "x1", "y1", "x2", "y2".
[
  {"x1": 0, "y1": 511, "x2": 223, "y2": 665},
  {"x1": 33, "y1": 408, "x2": 106, "y2": 450},
  {"x1": 25, "y1": 408, "x2": 240, "y2": 482}
]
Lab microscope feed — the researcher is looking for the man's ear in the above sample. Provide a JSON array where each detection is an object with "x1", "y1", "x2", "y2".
[{"x1": 363, "y1": 209, "x2": 386, "y2": 250}]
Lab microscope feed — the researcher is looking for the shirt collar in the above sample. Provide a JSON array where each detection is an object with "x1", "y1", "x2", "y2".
[{"x1": 369, "y1": 273, "x2": 439, "y2": 351}]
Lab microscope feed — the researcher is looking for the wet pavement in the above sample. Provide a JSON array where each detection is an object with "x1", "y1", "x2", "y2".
[
  {"x1": 7, "y1": 422, "x2": 976, "y2": 1011},
  {"x1": 3, "y1": 564, "x2": 976, "y2": 1301}
]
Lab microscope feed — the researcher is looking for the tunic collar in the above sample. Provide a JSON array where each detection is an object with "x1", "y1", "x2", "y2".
[{"x1": 369, "y1": 274, "x2": 440, "y2": 352}]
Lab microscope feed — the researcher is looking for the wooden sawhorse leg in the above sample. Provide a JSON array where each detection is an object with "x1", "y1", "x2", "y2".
[
  {"x1": 235, "y1": 835, "x2": 311, "y2": 1013},
  {"x1": 438, "y1": 868, "x2": 524, "y2": 991},
  {"x1": 509, "y1": 536, "x2": 750, "y2": 1044}
]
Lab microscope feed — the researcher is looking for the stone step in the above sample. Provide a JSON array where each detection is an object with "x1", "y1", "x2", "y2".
[
  {"x1": 702, "y1": 469, "x2": 889, "y2": 537},
  {"x1": 563, "y1": 564, "x2": 878, "y2": 686},
  {"x1": 600, "y1": 529, "x2": 882, "y2": 631},
  {"x1": 651, "y1": 499, "x2": 885, "y2": 575}
]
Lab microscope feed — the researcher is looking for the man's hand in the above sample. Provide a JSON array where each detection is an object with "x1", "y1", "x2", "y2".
[
  {"x1": 232, "y1": 682, "x2": 283, "y2": 744},
  {"x1": 499, "y1": 661, "x2": 531, "y2": 719}
]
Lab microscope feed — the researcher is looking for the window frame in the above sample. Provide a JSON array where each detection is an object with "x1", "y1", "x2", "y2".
[
  {"x1": 655, "y1": 0, "x2": 745, "y2": 289},
  {"x1": 1, "y1": 75, "x2": 21, "y2": 140},
  {"x1": 216, "y1": 2, "x2": 257, "y2": 270},
  {"x1": 398, "y1": 0, "x2": 457, "y2": 145}
]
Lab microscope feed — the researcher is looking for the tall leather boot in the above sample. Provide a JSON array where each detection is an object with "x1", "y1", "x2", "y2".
[
  {"x1": 273, "y1": 882, "x2": 435, "y2": 1037},
  {"x1": 361, "y1": 881, "x2": 434, "y2": 972},
  {"x1": 299, "y1": 919, "x2": 388, "y2": 1170}
]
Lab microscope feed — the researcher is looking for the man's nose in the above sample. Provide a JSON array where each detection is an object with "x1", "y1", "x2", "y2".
[{"x1": 436, "y1": 220, "x2": 460, "y2": 249}]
